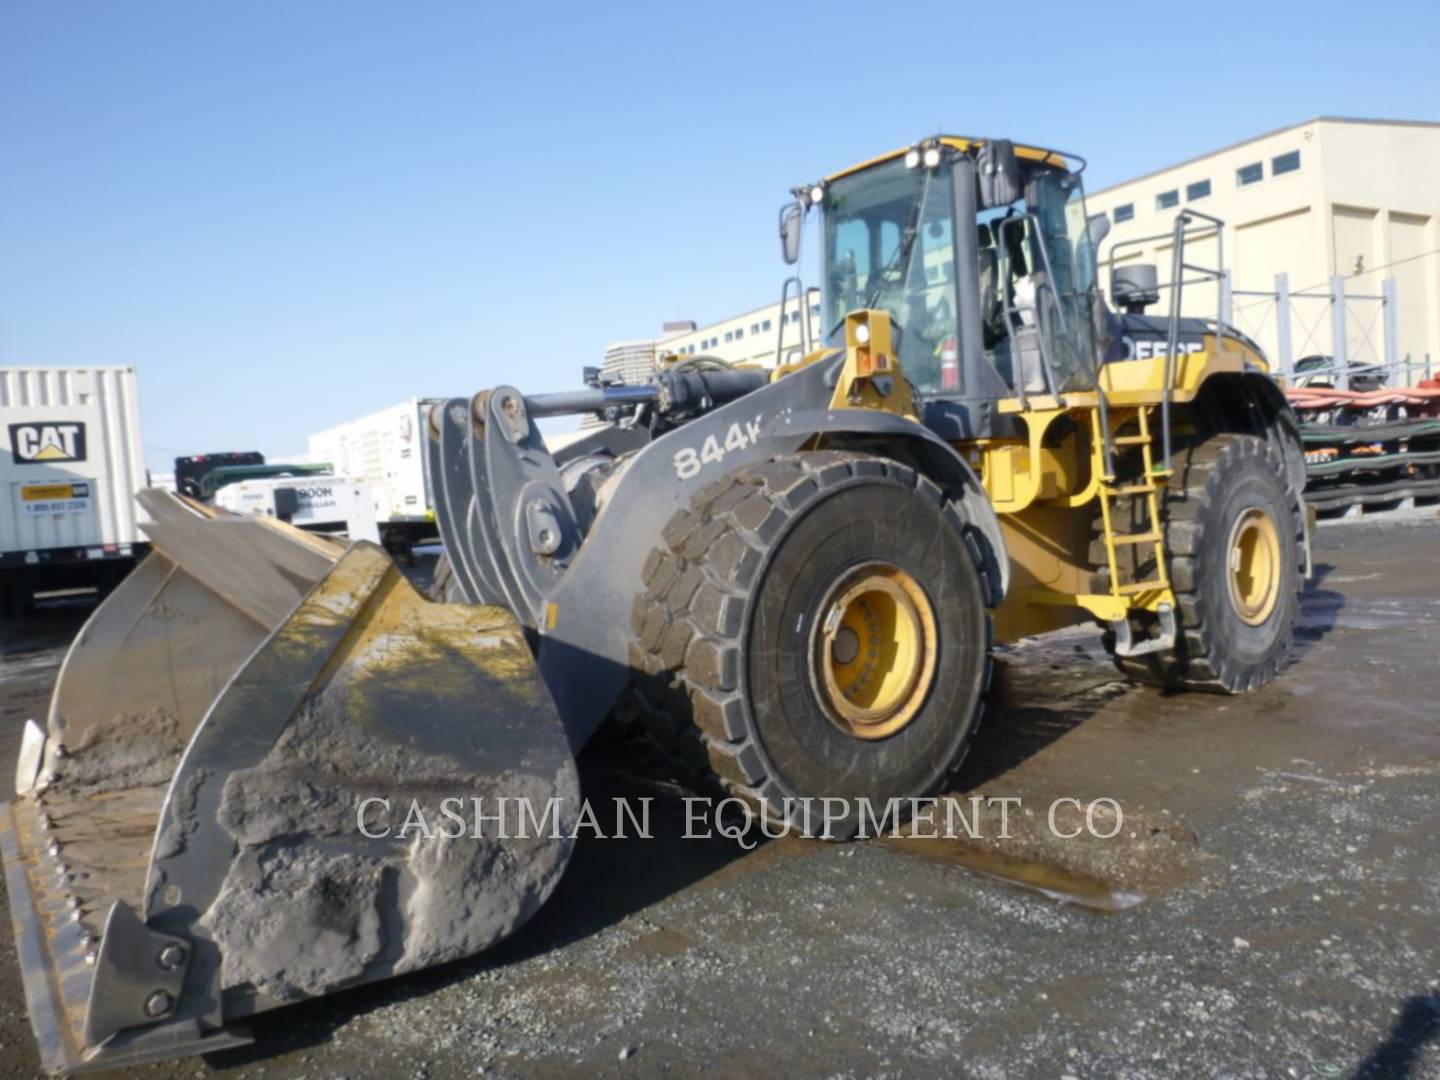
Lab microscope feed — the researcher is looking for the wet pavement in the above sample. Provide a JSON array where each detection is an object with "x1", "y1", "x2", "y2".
[{"x1": 0, "y1": 515, "x2": 1436, "y2": 1078}]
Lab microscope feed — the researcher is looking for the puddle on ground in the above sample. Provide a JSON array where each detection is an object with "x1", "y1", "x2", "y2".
[{"x1": 881, "y1": 835, "x2": 1146, "y2": 913}]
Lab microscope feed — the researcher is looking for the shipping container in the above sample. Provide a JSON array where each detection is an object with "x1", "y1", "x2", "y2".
[
  {"x1": 308, "y1": 397, "x2": 443, "y2": 559},
  {"x1": 0, "y1": 365, "x2": 149, "y2": 614}
]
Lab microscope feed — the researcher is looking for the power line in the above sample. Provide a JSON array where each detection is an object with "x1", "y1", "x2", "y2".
[
  {"x1": 1288, "y1": 247, "x2": 1440, "y2": 297},
  {"x1": 1229, "y1": 247, "x2": 1440, "y2": 316}
]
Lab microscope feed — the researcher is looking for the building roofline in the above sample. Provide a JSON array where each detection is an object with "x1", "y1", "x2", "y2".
[
  {"x1": 601, "y1": 338, "x2": 661, "y2": 352},
  {"x1": 1087, "y1": 115, "x2": 1440, "y2": 199}
]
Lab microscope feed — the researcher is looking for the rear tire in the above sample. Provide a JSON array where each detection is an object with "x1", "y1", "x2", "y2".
[
  {"x1": 626, "y1": 452, "x2": 994, "y2": 838},
  {"x1": 1098, "y1": 433, "x2": 1303, "y2": 692}
]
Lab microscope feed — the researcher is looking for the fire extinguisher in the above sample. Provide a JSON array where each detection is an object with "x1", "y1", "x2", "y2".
[{"x1": 939, "y1": 338, "x2": 959, "y2": 389}]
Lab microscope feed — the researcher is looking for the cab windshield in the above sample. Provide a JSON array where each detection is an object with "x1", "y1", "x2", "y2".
[
  {"x1": 820, "y1": 151, "x2": 1099, "y2": 398},
  {"x1": 822, "y1": 159, "x2": 958, "y2": 386}
]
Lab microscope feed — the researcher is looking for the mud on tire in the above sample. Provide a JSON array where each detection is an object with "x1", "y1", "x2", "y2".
[
  {"x1": 625, "y1": 451, "x2": 995, "y2": 838},
  {"x1": 1096, "y1": 433, "x2": 1304, "y2": 692}
]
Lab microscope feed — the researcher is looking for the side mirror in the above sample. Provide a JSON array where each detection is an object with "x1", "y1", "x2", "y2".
[
  {"x1": 977, "y1": 140, "x2": 1021, "y2": 209},
  {"x1": 779, "y1": 202, "x2": 803, "y2": 266}
]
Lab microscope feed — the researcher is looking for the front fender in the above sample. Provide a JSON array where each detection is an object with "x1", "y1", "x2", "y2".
[{"x1": 767, "y1": 406, "x2": 1008, "y2": 606}]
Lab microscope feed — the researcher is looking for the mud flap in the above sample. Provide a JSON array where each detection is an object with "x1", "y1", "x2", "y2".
[{"x1": 0, "y1": 491, "x2": 579, "y2": 1074}]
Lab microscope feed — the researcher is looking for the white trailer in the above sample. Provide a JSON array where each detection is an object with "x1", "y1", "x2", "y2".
[
  {"x1": 0, "y1": 365, "x2": 148, "y2": 614},
  {"x1": 212, "y1": 474, "x2": 380, "y2": 544},
  {"x1": 308, "y1": 397, "x2": 442, "y2": 559}
]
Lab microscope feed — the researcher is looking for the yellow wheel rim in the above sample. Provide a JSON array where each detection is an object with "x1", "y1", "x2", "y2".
[
  {"x1": 1227, "y1": 507, "x2": 1281, "y2": 626},
  {"x1": 811, "y1": 563, "x2": 938, "y2": 740}
]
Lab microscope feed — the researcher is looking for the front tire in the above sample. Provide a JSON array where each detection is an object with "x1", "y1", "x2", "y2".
[{"x1": 627, "y1": 452, "x2": 994, "y2": 838}]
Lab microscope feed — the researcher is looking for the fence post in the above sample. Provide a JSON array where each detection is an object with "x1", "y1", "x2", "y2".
[
  {"x1": 1275, "y1": 272, "x2": 1293, "y2": 381},
  {"x1": 1381, "y1": 277, "x2": 1400, "y2": 385},
  {"x1": 1331, "y1": 275, "x2": 1348, "y2": 391},
  {"x1": 1220, "y1": 270, "x2": 1233, "y2": 332}
]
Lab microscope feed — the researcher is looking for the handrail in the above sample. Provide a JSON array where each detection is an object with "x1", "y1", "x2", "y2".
[
  {"x1": 1160, "y1": 208, "x2": 1226, "y2": 468},
  {"x1": 773, "y1": 275, "x2": 811, "y2": 367}
]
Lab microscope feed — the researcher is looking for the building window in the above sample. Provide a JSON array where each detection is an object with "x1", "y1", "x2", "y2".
[
  {"x1": 1272, "y1": 150, "x2": 1300, "y2": 176},
  {"x1": 724, "y1": 331, "x2": 733, "y2": 343},
  {"x1": 1186, "y1": 179, "x2": 1211, "y2": 201},
  {"x1": 809, "y1": 303, "x2": 820, "y2": 316},
  {"x1": 1156, "y1": 190, "x2": 1179, "y2": 210},
  {"x1": 761, "y1": 319, "x2": 772, "y2": 331},
  {"x1": 734, "y1": 327, "x2": 744, "y2": 339},
  {"x1": 1236, "y1": 161, "x2": 1262, "y2": 186},
  {"x1": 1113, "y1": 203, "x2": 1135, "y2": 223}
]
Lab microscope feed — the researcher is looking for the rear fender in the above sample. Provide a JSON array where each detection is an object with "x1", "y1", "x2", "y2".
[{"x1": 1192, "y1": 371, "x2": 1306, "y2": 496}]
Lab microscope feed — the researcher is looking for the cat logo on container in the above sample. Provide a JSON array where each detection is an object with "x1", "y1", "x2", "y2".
[{"x1": 8, "y1": 421, "x2": 87, "y2": 464}]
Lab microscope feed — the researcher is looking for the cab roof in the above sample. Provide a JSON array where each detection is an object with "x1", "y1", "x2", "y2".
[{"x1": 824, "y1": 136, "x2": 1071, "y2": 183}]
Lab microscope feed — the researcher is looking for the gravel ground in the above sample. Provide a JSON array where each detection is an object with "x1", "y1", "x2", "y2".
[{"x1": 0, "y1": 516, "x2": 1436, "y2": 1079}]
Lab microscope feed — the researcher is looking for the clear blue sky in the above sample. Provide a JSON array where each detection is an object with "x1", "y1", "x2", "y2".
[{"x1": 4, "y1": 1, "x2": 1437, "y2": 472}]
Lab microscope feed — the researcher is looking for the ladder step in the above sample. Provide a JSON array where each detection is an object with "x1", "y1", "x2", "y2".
[
  {"x1": 1116, "y1": 580, "x2": 1168, "y2": 595},
  {"x1": 1112, "y1": 530, "x2": 1161, "y2": 545},
  {"x1": 1113, "y1": 435, "x2": 1152, "y2": 446},
  {"x1": 1105, "y1": 483, "x2": 1157, "y2": 496}
]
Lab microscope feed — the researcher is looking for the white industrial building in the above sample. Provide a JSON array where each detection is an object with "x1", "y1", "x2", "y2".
[
  {"x1": 604, "y1": 117, "x2": 1439, "y2": 385},
  {"x1": 597, "y1": 296, "x2": 823, "y2": 385},
  {"x1": 1087, "y1": 116, "x2": 1440, "y2": 379}
]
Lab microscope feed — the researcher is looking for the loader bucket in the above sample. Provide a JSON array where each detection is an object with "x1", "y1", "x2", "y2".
[{"x1": 0, "y1": 490, "x2": 579, "y2": 1074}]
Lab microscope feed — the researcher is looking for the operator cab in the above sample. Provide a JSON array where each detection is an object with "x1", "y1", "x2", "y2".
[{"x1": 790, "y1": 136, "x2": 1107, "y2": 437}]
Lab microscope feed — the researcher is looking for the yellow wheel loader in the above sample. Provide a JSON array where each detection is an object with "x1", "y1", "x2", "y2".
[{"x1": 1, "y1": 135, "x2": 1308, "y2": 1072}]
